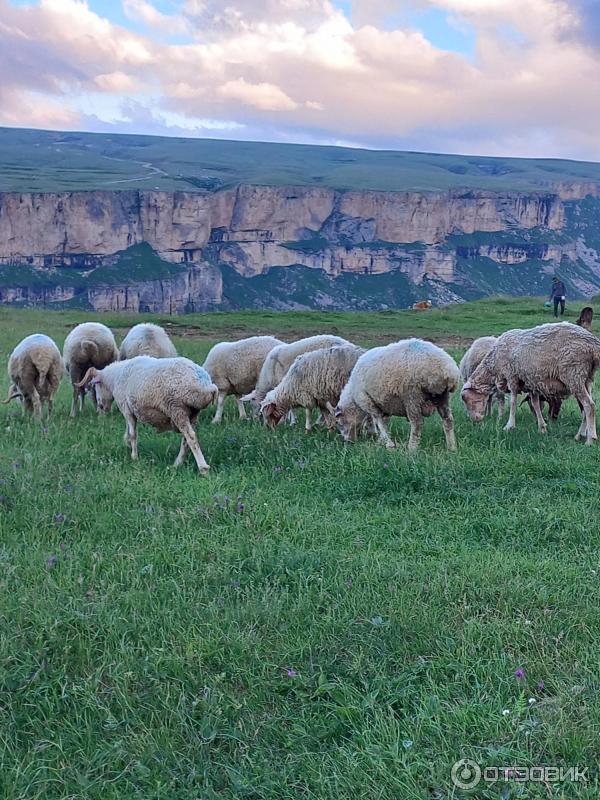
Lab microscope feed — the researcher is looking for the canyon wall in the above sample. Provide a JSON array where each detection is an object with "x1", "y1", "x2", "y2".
[{"x1": 0, "y1": 182, "x2": 599, "y2": 311}]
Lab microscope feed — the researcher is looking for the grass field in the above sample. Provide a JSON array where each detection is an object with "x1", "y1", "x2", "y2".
[
  {"x1": 2, "y1": 299, "x2": 600, "y2": 799},
  {"x1": 3, "y1": 126, "x2": 600, "y2": 194}
]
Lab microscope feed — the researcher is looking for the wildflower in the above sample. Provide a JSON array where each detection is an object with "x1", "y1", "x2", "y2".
[
  {"x1": 537, "y1": 680, "x2": 545, "y2": 692},
  {"x1": 46, "y1": 555, "x2": 58, "y2": 569},
  {"x1": 286, "y1": 668, "x2": 298, "y2": 678},
  {"x1": 402, "y1": 740, "x2": 413, "y2": 749},
  {"x1": 514, "y1": 668, "x2": 525, "y2": 680},
  {"x1": 383, "y1": 463, "x2": 389, "y2": 469},
  {"x1": 528, "y1": 697, "x2": 536, "y2": 705},
  {"x1": 502, "y1": 709, "x2": 510, "y2": 717},
  {"x1": 54, "y1": 513, "x2": 66, "y2": 525},
  {"x1": 237, "y1": 502, "x2": 245, "y2": 513},
  {"x1": 274, "y1": 466, "x2": 283, "y2": 474}
]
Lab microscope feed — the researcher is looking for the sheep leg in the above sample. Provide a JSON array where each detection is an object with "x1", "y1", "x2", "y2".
[
  {"x1": 70, "y1": 386, "x2": 79, "y2": 418},
  {"x1": 496, "y1": 392, "x2": 505, "y2": 417},
  {"x1": 503, "y1": 388, "x2": 519, "y2": 431},
  {"x1": 406, "y1": 411, "x2": 423, "y2": 451},
  {"x1": 212, "y1": 391, "x2": 226, "y2": 424},
  {"x1": 30, "y1": 387, "x2": 42, "y2": 421},
  {"x1": 529, "y1": 394, "x2": 548, "y2": 434},
  {"x1": 47, "y1": 397, "x2": 53, "y2": 419},
  {"x1": 285, "y1": 410, "x2": 297, "y2": 426},
  {"x1": 236, "y1": 397, "x2": 248, "y2": 420},
  {"x1": 437, "y1": 403, "x2": 457, "y2": 452},
  {"x1": 122, "y1": 410, "x2": 138, "y2": 460},
  {"x1": 372, "y1": 414, "x2": 396, "y2": 449},
  {"x1": 579, "y1": 387, "x2": 597, "y2": 445},
  {"x1": 173, "y1": 437, "x2": 189, "y2": 467},
  {"x1": 304, "y1": 408, "x2": 313, "y2": 433},
  {"x1": 173, "y1": 413, "x2": 210, "y2": 474}
]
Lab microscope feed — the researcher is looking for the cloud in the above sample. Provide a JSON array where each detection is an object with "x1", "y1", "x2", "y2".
[{"x1": 1, "y1": 0, "x2": 600, "y2": 160}]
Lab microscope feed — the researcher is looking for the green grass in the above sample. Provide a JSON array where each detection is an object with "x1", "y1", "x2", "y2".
[
  {"x1": 1, "y1": 300, "x2": 600, "y2": 799},
  {"x1": 3, "y1": 126, "x2": 600, "y2": 193}
]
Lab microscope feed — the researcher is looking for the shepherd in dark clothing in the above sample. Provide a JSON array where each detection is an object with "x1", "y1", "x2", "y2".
[{"x1": 550, "y1": 277, "x2": 566, "y2": 317}]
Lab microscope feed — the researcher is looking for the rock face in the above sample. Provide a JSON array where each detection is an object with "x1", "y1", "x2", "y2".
[{"x1": 1, "y1": 183, "x2": 600, "y2": 311}]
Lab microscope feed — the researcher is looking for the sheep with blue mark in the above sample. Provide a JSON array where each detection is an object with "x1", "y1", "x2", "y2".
[
  {"x1": 76, "y1": 356, "x2": 218, "y2": 474},
  {"x1": 335, "y1": 338, "x2": 460, "y2": 451}
]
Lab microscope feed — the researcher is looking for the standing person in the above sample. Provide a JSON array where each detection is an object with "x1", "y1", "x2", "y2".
[{"x1": 550, "y1": 276, "x2": 566, "y2": 317}]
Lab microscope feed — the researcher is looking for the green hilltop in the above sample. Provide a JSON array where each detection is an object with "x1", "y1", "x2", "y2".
[{"x1": 2, "y1": 126, "x2": 600, "y2": 193}]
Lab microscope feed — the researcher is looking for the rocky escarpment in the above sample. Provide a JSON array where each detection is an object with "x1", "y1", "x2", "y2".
[{"x1": 1, "y1": 182, "x2": 600, "y2": 311}]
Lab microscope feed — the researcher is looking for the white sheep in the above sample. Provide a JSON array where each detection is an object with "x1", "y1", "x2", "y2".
[
  {"x1": 459, "y1": 336, "x2": 505, "y2": 416},
  {"x1": 76, "y1": 356, "x2": 218, "y2": 474},
  {"x1": 120, "y1": 323, "x2": 177, "y2": 360},
  {"x1": 3, "y1": 334, "x2": 64, "y2": 419},
  {"x1": 243, "y1": 335, "x2": 350, "y2": 424},
  {"x1": 461, "y1": 322, "x2": 600, "y2": 443},
  {"x1": 260, "y1": 344, "x2": 365, "y2": 431},
  {"x1": 335, "y1": 338, "x2": 460, "y2": 451},
  {"x1": 203, "y1": 335, "x2": 283, "y2": 423},
  {"x1": 63, "y1": 322, "x2": 119, "y2": 417}
]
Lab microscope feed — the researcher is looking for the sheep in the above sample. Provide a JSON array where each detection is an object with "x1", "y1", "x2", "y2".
[
  {"x1": 260, "y1": 344, "x2": 366, "y2": 431},
  {"x1": 119, "y1": 323, "x2": 177, "y2": 360},
  {"x1": 203, "y1": 335, "x2": 283, "y2": 424},
  {"x1": 243, "y1": 335, "x2": 350, "y2": 422},
  {"x1": 412, "y1": 300, "x2": 432, "y2": 310},
  {"x1": 63, "y1": 322, "x2": 119, "y2": 417},
  {"x1": 76, "y1": 356, "x2": 218, "y2": 474},
  {"x1": 335, "y1": 338, "x2": 460, "y2": 451},
  {"x1": 461, "y1": 322, "x2": 600, "y2": 444},
  {"x1": 459, "y1": 336, "x2": 505, "y2": 416},
  {"x1": 575, "y1": 306, "x2": 594, "y2": 332},
  {"x1": 3, "y1": 334, "x2": 64, "y2": 419}
]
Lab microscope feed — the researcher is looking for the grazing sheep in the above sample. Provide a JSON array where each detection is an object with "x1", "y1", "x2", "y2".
[
  {"x1": 459, "y1": 336, "x2": 505, "y2": 416},
  {"x1": 120, "y1": 323, "x2": 177, "y2": 360},
  {"x1": 461, "y1": 322, "x2": 600, "y2": 443},
  {"x1": 76, "y1": 356, "x2": 218, "y2": 474},
  {"x1": 260, "y1": 344, "x2": 365, "y2": 431},
  {"x1": 3, "y1": 334, "x2": 64, "y2": 419},
  {"x1": 63, "y1": 322, "x2": 119, "y2": 417},
  {"x1": 243, "y1": 335, "x2": 350, "y2": 417},
  {"x1": 203, "y1": 335, "x2": 283, "y2": 423},
  {"x1": 335, "y1": 339, "x2": 460, "y2": 451}
]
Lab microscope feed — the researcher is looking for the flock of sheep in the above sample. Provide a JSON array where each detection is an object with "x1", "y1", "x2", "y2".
[{"x1": 4, "y1": 307, "x2": 600, "y2": 474}]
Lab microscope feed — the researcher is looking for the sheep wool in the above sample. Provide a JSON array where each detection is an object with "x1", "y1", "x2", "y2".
[
  {"x1": 203, "y1": 335, "x2": 283, "y2": 423},
  {"x1": 261, "y1": 344, "x2": 365, "y2": 431},
  {"x1": 63, "y1": 322, "x2": 119, "y2": 417},
  {"x1": 120, "y1": 323, "x2": 177, "y2": 360},
  {"x1": 336, "y1": 338, "x2": 460, "y2": 451},
  {"x1": 77, "y1": 356, "x2": 218, "y2": 474},
  {"x1": 4, "y1": 333, "x2": 64, "y2": 419},
  {"x1": 459, "y1": 335, "x2": 505, "y2": 417}
]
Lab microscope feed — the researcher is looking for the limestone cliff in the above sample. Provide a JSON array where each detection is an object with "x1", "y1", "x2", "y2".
[{"x1": 1, "y1": 182, "x2": 600, "y2": 311}]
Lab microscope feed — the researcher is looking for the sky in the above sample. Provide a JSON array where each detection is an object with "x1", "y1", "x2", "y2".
[{"x1": 1, "y1": 0, "x2": 600, "y2": 160}]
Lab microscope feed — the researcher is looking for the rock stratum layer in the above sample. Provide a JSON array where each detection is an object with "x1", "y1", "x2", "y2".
[{"x1": 1, "y1": 183, "x2": 600, "y2": 311}]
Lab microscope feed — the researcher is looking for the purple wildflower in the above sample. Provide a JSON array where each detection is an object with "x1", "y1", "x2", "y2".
[
  {"x1": 537, "y1": 680, "x2": 545, "y2": 692},
  {"x1": 46, "y1": 555, "x2": 58, "y2": 569},
  {"x1": 237, "y1": 502, "x2": 245, "y2": 513},
  {"x1": 383, "y1": 463, "x2": 389, "y2": 469},
  {"x1": 515, "y1": 668, "x2": 525, "y2": 680},
  {"x1": 274, "y1": 466, "x2": 283, "y2": 474},
  {"x1": 54, "y1": 513, "x2": 66, "y2": 525},
  {"x1": 286, "y1": 668, "x2": 298, "y2": 678}
]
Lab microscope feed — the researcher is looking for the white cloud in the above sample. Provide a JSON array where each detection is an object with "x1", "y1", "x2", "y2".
[
  {"x1": 217, "y1": 78, "x2": 298, "y2": 111},
  {"x1": 123, "y1": 0, "x2": 189, "y2": 34}
]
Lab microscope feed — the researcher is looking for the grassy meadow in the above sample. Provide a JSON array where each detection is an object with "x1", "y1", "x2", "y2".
[{"x1": 2, "y1": 299, "x2": 600, "y2": 799}]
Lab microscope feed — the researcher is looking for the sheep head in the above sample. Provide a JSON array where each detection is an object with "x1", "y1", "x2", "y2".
[
  {"x1": 75, "y1": 367, "x2": 114, "y2": 414},
  {"x1": 260, "y1": 400, "x2": 285, "y2": 429},
  {"x1": 334, "y1": 402, "x2": 365, "y2": 443},
  {"x1": 461, "y1": 383, "x2": 489, "y2": 423}
]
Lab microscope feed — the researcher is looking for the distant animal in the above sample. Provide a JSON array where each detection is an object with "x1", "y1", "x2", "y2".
[
  {"x1": 63, "y1": 322, "x2": 119, "y2": 417},
  {"x1": 119, "y1": 323, "x2": 177, "y2": 360},
  {"x1": 76, "y1": 356, "x2": 218, "y2": 474},
  {"x1": 335, "y1": 338, "x2": 460, "y2": 451},
  {"x1": 203, "y1": 335, "x2": 283, "y2": 424},
  {"x1": 461, "y1": 322, "x2": 600, "y2": 444},
  {"x1": 576, "y1": 306, "x2": 594, "y2": 332},
  {"x1": 3, "y1": 334, "x2": 64, "y2": 419},
  {"x1": 412, "y1": 300, "x2": 432, "y2": 311}
]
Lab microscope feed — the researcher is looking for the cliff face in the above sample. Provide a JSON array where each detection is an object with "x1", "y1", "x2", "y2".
[{"x1": 1, "y1": 182, "x2": 599, "y2": 311}]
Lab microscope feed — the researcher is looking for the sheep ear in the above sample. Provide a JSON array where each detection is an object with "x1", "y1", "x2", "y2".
[
  {"x1": 75, "y1": 367, "x2": 98, "y2": 389},
  {"x1": 334, "y1": 406, "x2": 343, "y2": 418}
]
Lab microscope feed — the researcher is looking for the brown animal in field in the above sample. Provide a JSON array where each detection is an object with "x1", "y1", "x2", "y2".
[
  {"x1": 576, "y1": 306, "x2": 594, "y2": 331},
  {"x1": 412, "y1": 300, "x2": 432, "y2": 310}
]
